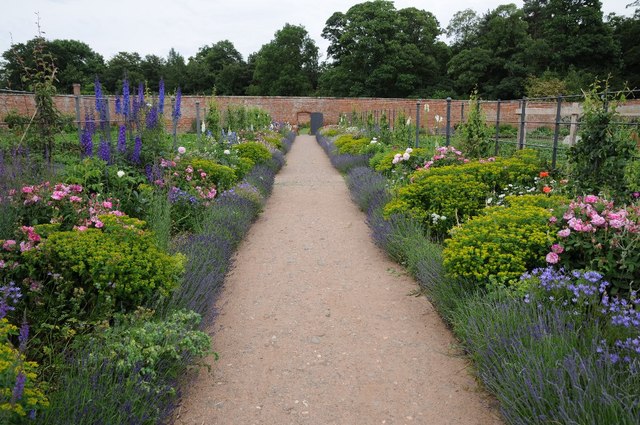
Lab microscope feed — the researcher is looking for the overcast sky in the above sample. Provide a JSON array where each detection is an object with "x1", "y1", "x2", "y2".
[{"x1": 1, "y1": 0, "x2": 635, "y2": 63}]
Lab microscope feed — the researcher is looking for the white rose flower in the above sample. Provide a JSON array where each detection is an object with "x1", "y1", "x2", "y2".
[
  {"x1": 117, "y1": 170, "x2": 125, "y2": 178},
  {"x1": 223, "y1": 149, "x2": 231, "y2": 155},
  {"x1": 178, "y1": 146, "x2": 186, "y2": 154}
]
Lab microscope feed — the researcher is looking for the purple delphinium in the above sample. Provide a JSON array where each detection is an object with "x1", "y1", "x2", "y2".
[
  {"x1": 131, "y1": 136, "x2": 142, "y2": 164},
  {"x1": 172, "y1": 87, "x2": 182, "y2": 121},
  {"x1": 132, "y1": 96, "x2": 140, "y2": 122},
  {"x1": 122, "y1": 79, "x2": 130, "y2": 118},
  {"x1": 117, "y1": 125, "x2": 127, "y2": 154},
  {"x1": 98, "y1": 139, "x2": 111, "y2": 163},
  {"x1": 158, "y1": 78, "x2": 165, "y2": 115},
  {"x1": 11, "y1": 371, "x2": 26, "y2": 403},
  {"x1": 115, "y1": 95, "x2": 122, "y2": 115},
  {"x1": 138, "y1": 82, "x2": 144, "y2": 105},
  {"x1": 146, "y1": 105, "x2": 159, "y2": 129},
  {"x1": 81, "y1": 114, "x2": 96, "y2": 157},
  {"x1": 94, "y1": 77, "x2": 107, "y2": 124}
]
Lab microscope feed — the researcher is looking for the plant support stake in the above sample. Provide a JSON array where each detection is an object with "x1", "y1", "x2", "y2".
[{"x1": 415, "y1": 99, "x2": 421, "y2": 148}]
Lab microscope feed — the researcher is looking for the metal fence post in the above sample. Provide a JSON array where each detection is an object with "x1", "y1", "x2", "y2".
[
  {"x1": 495, "y1": 99, "x2": 501, "y2": 156},
  {"x1": 196, "y1": 101, "x2": 201, "y2": 143},
  {"x1": 518, "y1": 97, "x2": 527, "y2": 149},
  {"x1": 552, "y1": 95, "x2": 563, "y2": 169},
  {"x1": 460, "y1": 102, "x2": 465, "y2": 123},
  {"x1": 446, "y1": 97, "x2": 452, "y2": 146},
  {"x1": 171, "y1": 97, "x2": 177, "y2": 151},
  {"x1": 75, "y1": 94, "x2": 82, "y2": 141},
  {"x1": 415, "y1": 100, "x2": 421, "y2": 148}
]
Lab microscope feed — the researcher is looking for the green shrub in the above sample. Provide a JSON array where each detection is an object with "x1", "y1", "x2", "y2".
[
  {"x1": 443, "y1": 205, "x2": 556, "y2": 287},
  {"x1": 420, "y1": 150, "x2": 541, "y2": 193},
  {"x1": 334, "y1": 134, "x2": 370, "y2": 155},
  {"x1": 235, "y1": 157, "x2": 255, "y2": 179},
  {"x1": 456, "y1": 90, "x2": 493, "y2": 158},
  {"x1": 624, "y1": 154, "x2": 640, "y2": 194},
  {"x1": 235, "y1": 142, "x2": 272, "y2": 165},
  {"x1": 384, "y1": 173, "x2": 488, "y2": 238},
  {"x1": 185, "y1": 158, "x2": 237, "y2": 190},
  {"x1": 19, "y1": 215, "x2": 185, "y2": 346}
]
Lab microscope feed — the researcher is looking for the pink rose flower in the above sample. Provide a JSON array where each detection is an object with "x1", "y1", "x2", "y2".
[
  {"x1": 102, "y1": 201, "x2": 113, "y2": 209},
  {"x1": 70, "y1": 196, "x2": 82, "y2": 202},
  {"x1": 546, "y1": 252, "x2": 559, "y2": 264},
  {"x1": 610, "y1": 219, "x2": 625, "y2": 229},
  {"x1": 51, "y1": 191, "x2": 66, "y2": 200},
  {"x1": 549, "y1": 216, "x2": 558, "y2": 224},
  {"x1": 94, "y1": 220, "x2": 104, "y2": 229},
  {"x1": 551, "y1": 244, "x2": 564, "y2": 254},
  {"x1": 3, "y1": 240, "x2": 16, "y2": 250},
  {"x1": 558, "y1": 228, "x2": 571, "y2": 238},
  {"x1": 74, "y1": 225, "x2": 88, "y2": 231},
  {"x1": 591, "y1": 214, "x2": 606, "y2": 226},
  {"x1": 21, "y1": 186, "x2": 34, "y2": 193},
  {"x1": 584, "y1": 195, "x2": 598, "y2": 204}
]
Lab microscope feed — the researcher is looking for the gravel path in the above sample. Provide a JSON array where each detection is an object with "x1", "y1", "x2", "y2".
[{"x1": 174, "y1": 135, "x2": 502, "y2": 425}]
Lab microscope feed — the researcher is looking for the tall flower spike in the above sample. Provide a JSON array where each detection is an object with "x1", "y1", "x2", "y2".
[
  {"x1": 138, "y1": 82, "x2": 144, "y2": 105},
  {"x1": 18, "y1": 321, "x2": 29, "y2": 352},
  {"x1": 158, "y1": 78, "x2": 165, "y2": 115},
  {"x1": 173, "y1": 87, "x2": 182, "y2": 121},
  {"x1": 131, "y1": 136, "x2": 142, "y2": 164},
  {"x1": 98, "y1": 139, "x2": 111, "y2": 163},
  {"x1": 122, "y1": 78, "x2": 130, "y2": 118},
  {"x1": 117, "y1": 125, "x2": 127, "y2": 153}
]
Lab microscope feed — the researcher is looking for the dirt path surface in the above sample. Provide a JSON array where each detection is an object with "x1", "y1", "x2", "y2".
[{"x1": 174, "y1": 135, "x2": 502, "y2": 425}]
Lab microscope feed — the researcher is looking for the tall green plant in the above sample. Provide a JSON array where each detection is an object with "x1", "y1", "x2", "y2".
[
  {"x1": 456, "y1": 90, "x2": 492, "y2": 158},
  {"x1": 570, "y1": 83, "x2": 636, "y2": 199},
  {"x1": 205, "y1": 94, "x2": 222, "y2": 141}
]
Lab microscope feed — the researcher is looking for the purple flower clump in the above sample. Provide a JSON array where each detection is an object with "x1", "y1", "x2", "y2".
[
  {"x1": 0, "y1": 281, "x2": 21, "y2": 319},
  {"x1": 94, "y1": 77, "x2": 107, "y2": 124},
  {"x1": 19, "y1": 321, "x2": 29, "y2": 352},
  {"x1": 131, "y1": 136, "x2": 142, "y2": 164},
  {"x1": 11, "y1": 371, "x2": 26, "y2": 403},
  {"x1": 146, "y1": 105, "x2": 159, "y2": 129},
  {"x1": 117, "y1": 125, "x2": 127, "y2": 153},
  {"x1": 98, "y1": 139, "x2": 111, "y2": 163},
  {"x1": 115, "y1": 95, "x2": 122, "y2": 115},
  {"x1": 81, "y1": 115, "x2": 96, "y2": 157}
]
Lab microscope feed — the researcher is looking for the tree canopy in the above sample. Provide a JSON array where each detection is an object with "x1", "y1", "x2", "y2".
[{"x1": 1, "y1": 0, "x2": 639, "y2": 98}]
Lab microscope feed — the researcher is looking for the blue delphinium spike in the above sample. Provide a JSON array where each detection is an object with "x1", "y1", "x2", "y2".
[{"x1": 158, "y1": 78, "x2": 165, "y2": 114}]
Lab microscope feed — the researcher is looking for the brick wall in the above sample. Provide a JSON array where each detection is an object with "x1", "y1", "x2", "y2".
[{"x1": 2, "y1": 92, "x2": 639, "y2": 134}]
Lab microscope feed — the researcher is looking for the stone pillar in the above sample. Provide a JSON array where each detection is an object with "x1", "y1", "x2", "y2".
[{"x1": 72, "y1": 83, "x2": 81, "y2": 96}]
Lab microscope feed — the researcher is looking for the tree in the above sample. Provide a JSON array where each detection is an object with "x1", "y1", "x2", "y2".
[
  {"x1": 522, "y1": 0, "x2": 620, "y2": 79},
  {"x1": 184, "y1": 40, "x2": 248, "y2": 94},
  {"x1": 0, "y1": 38, "x2": 104, "y2": 93},
  {"x1": 164, "y1": 48, "x2": 187, "y2": 93},
  {"x1": 140, "y1": 54, "x2": 165, "y2": 92},
  {"x1": 608, "y1": 10, "x2": 640, "y2": 89},
  {"x1": 248, "y1": 24, "x2": 319, "y2": 96},
  {"x1": 319, "y1": 1, "x2": 449, "y2": 97},
  {"x1": 446, "y1": 9, "x2": 481, "y2": 52},
  {"x1": 103, "y1": 52, "x2": 144, "y2": 93},
  {"x1": 448, "y1": 4, "x2": 532, "y2": 98}
]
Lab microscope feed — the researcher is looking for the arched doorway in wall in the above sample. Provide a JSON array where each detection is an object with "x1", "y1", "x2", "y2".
[{"x1": 296, "y1": 111, "x2": 311, "y2": 134}]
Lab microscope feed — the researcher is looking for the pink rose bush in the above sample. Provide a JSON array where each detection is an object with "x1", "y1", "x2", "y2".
[
  {"x1": 546, "y1": 195, "x2": 640, "y2": 292},
  {"x1": 420, "y1": 146, "x2": 469, "y2": 170}
]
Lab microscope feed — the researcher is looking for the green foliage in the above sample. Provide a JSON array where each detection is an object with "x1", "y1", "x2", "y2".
[
  {"x1": 456, "y1": 90, "x2": 492, "y2": 158},
  {"x1": 625, "y1": 154, "x2": 640, "y2": 194},
  {"x1": 205, "y1": 96, "x2": 222, "y2": 141},
  {"x1": 84, "y1": 309, "x2": 210, "y2": 381},
  {"x1": 262, "y1": 134, "x2": 284, "y2": 150},
  {"x1": 319, "y1": 1, "x2": 448, "y2": 97},
  {"x1": 504, "y1": 193, "x2": 570, "y2": 210},
  {"x1": 18, "y1": 215, "x2": 184, "y2": 348},
  {"x1": 334, "y1": 134, "x2": 370, "y2": 155},
  {"x1": 0, "y1": 319, "x2": 49, "y2": 423},
  {"x1": 569, "y1": 85, "x2": 637, "y2": 199},
  {"x1": 385, "y1": 172, "x2": 488, "y2": 238},
  {"x1": 235, "y1": 141, "x2": 272, "y2": 165},
  {"x1": 185, "y1": 158, "x2": 237, "y2": 191},
  {"x1": 443, "y1": 204, "x2": 555, "y2": 287},
  {"x1": 248, "y1": 23, "x2": 319, "y2": 96},
  {"x1": 422, "y1": 150, "x2": 541, "y2": 193}
]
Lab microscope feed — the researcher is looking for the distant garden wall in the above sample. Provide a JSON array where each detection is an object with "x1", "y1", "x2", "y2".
[{"x1": 2, "y1": 90, "x2": 640, "y2": 134}]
